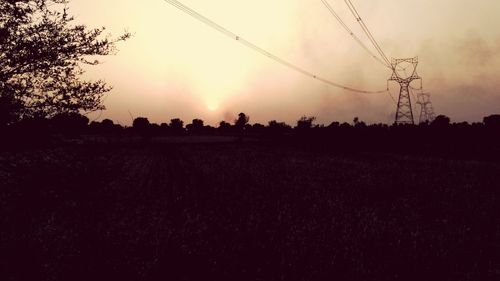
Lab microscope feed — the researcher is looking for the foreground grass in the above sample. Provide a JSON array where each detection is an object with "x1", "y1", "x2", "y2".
[{"x1": 1, "y1": 143, "x2": 499, "y2": 281}]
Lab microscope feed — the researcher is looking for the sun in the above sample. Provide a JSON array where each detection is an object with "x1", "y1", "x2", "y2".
[{"x1": 206, "y1": 100, "x2": 219, "y2": 112}]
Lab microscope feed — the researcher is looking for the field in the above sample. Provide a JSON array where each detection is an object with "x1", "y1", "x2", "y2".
[{"x1": 1, "y1": 142, "x2": 499, "y2": 280}]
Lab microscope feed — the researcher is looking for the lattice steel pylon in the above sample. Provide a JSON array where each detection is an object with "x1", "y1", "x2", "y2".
[
  {"x1": 416, "y1": 92, "x2": 436, "y2": 124},
  {"x1": 388, "y1": 57, "x2": 421, "y2": 125}
]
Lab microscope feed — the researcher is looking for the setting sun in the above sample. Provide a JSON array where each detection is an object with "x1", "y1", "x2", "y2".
[{"x1": 206, "y1": 100, "x2": 219, "y2": 112}]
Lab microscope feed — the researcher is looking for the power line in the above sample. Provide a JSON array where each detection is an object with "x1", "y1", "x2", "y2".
[
  {"x1": 343, "y1": 0, "x2": 391, "y2": 67},
  {"x1": 386, "y1": 83, "x2": 398, "y2": 105},
  {"x1": 344, "y1": 0, "x2": 390, "y2": 65},
  {"x1": 345, "y1": 0, "x2": 390, "y2": 65},
  {"x1": 408, "y1": 85, "x2": 418, "y2": 115},
  {"x1": 320, "y1": 0, "x2": 390, "y2": 69},
  {"x1": 162, "y1": 0, "x2": 387, "y2": 94}
]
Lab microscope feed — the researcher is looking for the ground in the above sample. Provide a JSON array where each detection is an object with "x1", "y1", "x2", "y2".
[{"x1": 1, "y1": 142, "x2": 499, "y2": 280}]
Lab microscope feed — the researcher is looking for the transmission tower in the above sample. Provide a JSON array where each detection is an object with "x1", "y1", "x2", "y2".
[
  {"x1": 416, "y1": 92, "x2": 436, "y2": 124},
  {"x1": 388, "y1": 57, "x2": 421, "y2": 125}
]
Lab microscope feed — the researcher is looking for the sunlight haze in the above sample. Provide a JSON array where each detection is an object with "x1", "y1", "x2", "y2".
[{"x1": 67, "y1": 0, "x2": 500, "y2": 125}]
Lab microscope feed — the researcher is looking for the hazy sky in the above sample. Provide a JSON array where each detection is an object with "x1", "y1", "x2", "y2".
[{"x1": 67, "y1": 0, "x2": 500, "y2": 125}]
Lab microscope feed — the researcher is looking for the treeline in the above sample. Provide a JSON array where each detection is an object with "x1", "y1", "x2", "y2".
[
  {"x1": 2, "y1": 112, "x2": 500, "y2": 158},
  {"x1": 3, "y1": 112, "x2": 500, "y2": 136}
]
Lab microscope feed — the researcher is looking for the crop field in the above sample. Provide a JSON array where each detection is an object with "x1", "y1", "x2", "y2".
[{"x1": 1, "y1": 143, "x2": 499, "y2": 280}]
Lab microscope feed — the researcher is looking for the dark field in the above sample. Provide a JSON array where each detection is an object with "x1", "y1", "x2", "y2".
[{"x1": 1, "y1": 142, "x2": 499, "y2": 280}]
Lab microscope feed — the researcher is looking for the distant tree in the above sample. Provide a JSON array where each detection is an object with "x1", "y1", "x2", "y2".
[
  {"x1": 169, "y1": 118, "x2": 184, "y2": 134},
  {"x1": 431, "y1": 115, "x2": 451, "y2": 128},
  {"x1": 327, "y1": 122, "x2": 340, "y2": 129},
  {"x1": 296, "y1": 116, "x2": 316, "y2": 130},
  {"x1": 89, "y1": 121, "x2": 100, "y2": 131},
  {"x1": 251, "y1": 123, "x2": 265, "y2": 134},
  {"x1": 169, "y1": 118, "x2": 183, "y2": 128},
  {"x1": 353, "y1": 117, "x2": 367, "y2": 128},
  {"x1": 234, "y1": 113, "x2": 249, "y2": 131},
  {"x1": 483, "y1": 114, "x2": 500, "y2": 128},
  {"x1": 186, "y1": 118, "x2": 204, "y2": 134},
  {"x1": 253, "y1": 123, "x2": 265, "y2": 129},
  {"x1": 0, "y1": 0, "x2": 130, "y2": 125},
  {"x1": 219, "y1": 121, "x2": 230, "y2": 128},
  {"x1": 218, "y1": 121, "x2": 233, "y2": 134},
  {"x1": 268, "y1": 120, "x2": 290, "y2": 129},
  {"x1": 101, "y1": 119, "x2": 115, "y2": 131},
  {"x1": 192, "y1": 118, "x2": 204, "y2": 128},
  {"x1": 132, "y1": 117, "x2": 151, "y2": 138},
  {"x1": 133, "y1": 117, "x2": 150, "y2": 130},
  {"x1": 51, "y1": 112, "x2": 89, "y2": 135},
  {"x1": 340, "y1": 122, "x2": 352, "y2": 129},
  {"x1": 268, "y1": 120, "x2": 291, "y2": 136},
  {"x1": 89, "y1": 119, "x2": 121, "y2": 134},
  {"x1": 455, "y1": 121, "x2": 470, "y2": 129}
]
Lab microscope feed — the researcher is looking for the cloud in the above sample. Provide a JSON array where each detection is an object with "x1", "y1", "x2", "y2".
[{"x1": 417, "y1": 32, "x2": 500, "y2": 122}]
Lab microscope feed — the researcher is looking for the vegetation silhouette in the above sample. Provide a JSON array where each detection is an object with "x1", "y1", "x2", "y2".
[
  {"x1": 296, "y1": 116, "x2": 317, "y2": 130},
  {"x1": 484, "y1": 114, "x2": 500, "y2": 128},
  {"x1": 0, "y1": 0, "x2": 129, "y2": 126},
  {"x1": 2, "y1": 111, "x2": 500, "y2": 160},
  {"x1": 89, "y1": 118, "x2": 123, "y2": 135},
  {"x1": 169, "y1": 118, "x2": 185, "y2": 135},
  {"x1": 235, "y1": 112, "x2": 250, "y2": 131},
  {"x1": 186, "y1": 119, "x2": 205, "y2": 135}
]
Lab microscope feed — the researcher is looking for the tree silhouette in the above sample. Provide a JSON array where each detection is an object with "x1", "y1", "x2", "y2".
[
  {"x1": 234, "y1": 113, "x2": 249, "y2": 131},
  {"x1": 0, "y1": 0, "x2": 130, "y2": 125},
  {"x1": 186, "y1": 119, "x2": 204, "y2": 134},
  {"x1": 483, "y1": 114, "x2": 500, "y2": 129},
  {"x1": 327, "y1": 122, "x2": 340, "y2": 129},
  {"x1": 101, "y1": 119, "x2": 115, "y2": 131},
  {"x1": 51, "y1": 112, "x2": 89, "y2": 135},
  {"x1": 133, "y1": 117, "x2": 150, "y2": 129},
  {"x1": 268, "y1": 120, "x2": 291, "y2": 136},
  {"x1": 169, "y1": 118, "x2": 184, "y2": 135},
  {"x1": 132, "y1": 117, "x2": 151, "y2": 139},
  {"x1": 218, "y1": 121, "x2": 233, "y2": 135},
  {"x1": 89, "y1": 119, "x2": 122, "y2": 134},
  {"x1": 353, "y1": 117, "x2": 367, "y2": 128},
  {"x1": 250, "y1": 123, "x2": 265, "y2": 135},
  {"x1": 431, "y1": 115, "x2": 451, "y2": 128},
  {"x1": 296, "y1": 116, "x2": 316, "y2": 130}
]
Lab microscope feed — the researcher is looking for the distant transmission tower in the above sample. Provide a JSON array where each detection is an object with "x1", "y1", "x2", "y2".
[
  {"x1": 388, "y1": 57, "x2": 421, "y2": 125},
  {"x1": 416, "y1": 92, "x2": 436, "y2": 124}
]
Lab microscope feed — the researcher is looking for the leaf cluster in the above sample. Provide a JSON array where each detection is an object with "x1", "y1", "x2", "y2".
[{"x1": 0, "y1": 0, "x2": 130, "y2": 123}]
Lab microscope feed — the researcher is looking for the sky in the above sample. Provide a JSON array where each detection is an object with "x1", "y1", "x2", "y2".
[{"x1": 67, "y1": 0, "x2": 500, "y2": 126}]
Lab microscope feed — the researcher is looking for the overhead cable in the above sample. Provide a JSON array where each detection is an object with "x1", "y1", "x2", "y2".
[
  {"x1": 320, "y1": 0, "x2": 390, "y2": 69},
  {"x1": 344, "y1": 0, "x2": 391, "y2": 67},
  {"x1": 162, "y1": 0, "x2": 387, "y2": 94}
]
